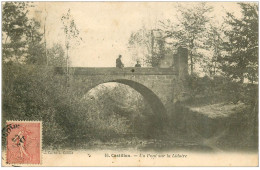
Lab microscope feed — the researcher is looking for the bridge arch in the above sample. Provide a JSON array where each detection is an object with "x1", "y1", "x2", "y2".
[{"x1": 84, "y1": 79, "x2": 167, "y2": 118}]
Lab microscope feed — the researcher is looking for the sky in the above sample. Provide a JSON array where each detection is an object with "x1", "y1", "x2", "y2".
[{"x1": 30, "y1": 2, "x2": 243, "y2": 67}]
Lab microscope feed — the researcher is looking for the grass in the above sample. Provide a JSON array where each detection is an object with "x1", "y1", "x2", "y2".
[{"x1": 188, "y1": 102, "x2": 247, "y2": 118}]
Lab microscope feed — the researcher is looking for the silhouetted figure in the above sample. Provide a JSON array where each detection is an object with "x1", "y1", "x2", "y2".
[
  {"x1": 116, "y1": 55, "x2": 124, "y2": 68},
  {"x1": 135, "y1": 60, "x2": 141, "y2": 67}
]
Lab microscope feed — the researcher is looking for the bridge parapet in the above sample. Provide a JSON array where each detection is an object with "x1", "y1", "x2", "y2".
[{"x1": 54, "y1": 67, "x2": 176, "y2": 76}]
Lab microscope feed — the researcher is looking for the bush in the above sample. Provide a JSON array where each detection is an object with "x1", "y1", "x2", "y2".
[
  {"x1": 2, "y1": 64, "x2": 157, "y2": 149},
  {"x1": 2, "y1": 63, "x2": 70, "y2": 148},
  {"x1": 185, "y1": 74, "x2": 258, "y2": 106}
]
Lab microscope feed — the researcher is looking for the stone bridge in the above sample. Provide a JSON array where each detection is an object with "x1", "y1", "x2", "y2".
[{"x1": 54, "y1": 47, "x2": 188, "y2": 118}]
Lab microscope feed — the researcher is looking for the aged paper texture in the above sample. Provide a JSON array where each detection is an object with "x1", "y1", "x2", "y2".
[{"x1": 1, "y1": 1, "x2": 258, "y2": 166}]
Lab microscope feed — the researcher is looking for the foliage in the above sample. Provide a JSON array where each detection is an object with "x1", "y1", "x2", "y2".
[
  {"x1": 25, "y1": 19, "x2": 46, "y2": 65},
  {"x1": 184, "y1": 74, "x2": 258, "y2": 108},
  {"x1": 61, "y1": 9, "x2": 81, "y2": 48},
  {"x1": 2, "y1": 64, "x2": 157, "y2": 148},
  {"x1": 128, "y1": 28, "x2": 167, "y2": 67},
  {"x1": 221, "y1": 3, "x2": 258, "y2": 83},
  {"x1": 2, "y1": 63, "x2": 68, "y2": 148},
  {"x1": 128, "y1": 28, "x2": 152, "y2": 66},
  {"x1": 200, "y1": 24, "x2": 224, "y2": 76},
  {"x1": 161, "y1": 2, "x2": 213, "y2": 74},
  {"x1": 2, "y1": 2, "x2": 46, "y2": 65},
  {"x1": 2, "y1": 2, "x2": 29, "y2": 62},
  {"x1": 65, "y1": 82, "x2": 155, "y2": 143},
  {"x1": 61, "y1": 9, "x2": 82, "y2": 68},
  {"x1": 47, "y1": 44, "x2": 66, "y2": 67}
]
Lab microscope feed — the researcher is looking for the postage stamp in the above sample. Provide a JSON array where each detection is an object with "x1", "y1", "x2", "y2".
[{"x1": 6, "y1": 121, "x2": 42, "y2": 165}]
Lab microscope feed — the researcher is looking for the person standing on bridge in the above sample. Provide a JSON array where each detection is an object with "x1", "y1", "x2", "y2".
[
  {"x1": 135, "y1": 60, "x2": 141, "y2": 67},
  {"x1": 116, "y1": 55, "x2": 124, "y2": 68}
]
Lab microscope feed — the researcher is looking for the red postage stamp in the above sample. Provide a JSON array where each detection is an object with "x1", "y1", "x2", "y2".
[{"x1": 6, "y1": 121, "x2": 42, "y2": 164}]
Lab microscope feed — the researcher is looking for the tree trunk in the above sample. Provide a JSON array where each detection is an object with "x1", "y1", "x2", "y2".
[
  {"x1": 44, "y1": 3, "x2": 48, "y2": 65},
  {"x1": 190, "y1": 38, "x2": 194, "y2": 75},
  {"x1": 66, "y1": 45, "x2": 69, "y2": 86},
  {"x1": 44, "y1": 18, "x2": 47, "y2": 65},
  {"x1": 3, "y1": 35, "x2": 9, "y2": 60},
  {"x1": 66, "y1": 44, "x2": 69, "y2": 74},
  {"x1": 190, "y1": 51, "x2": 193, "y2": 75}
]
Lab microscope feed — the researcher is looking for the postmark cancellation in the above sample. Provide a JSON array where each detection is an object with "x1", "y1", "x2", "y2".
[{"x1": 5, "y1": 121, "x2": 42, "y2": 165}]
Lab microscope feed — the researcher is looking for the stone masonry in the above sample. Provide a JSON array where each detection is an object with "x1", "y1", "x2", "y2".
[{"x1": 54, "y1": 46, "x2": 188, "y2": 117}]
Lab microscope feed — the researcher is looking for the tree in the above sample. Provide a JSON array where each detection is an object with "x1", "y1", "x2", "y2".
[
  {"x1": 200, "y1": 24, "x2": 224, "y2": 77},
  {"x1": 61, "y1": 9, "x2": 82, "y2": 72},
  {"x1": 47, "y1": 44, "x2": 66, "y2": 67},
  {"x1": 221, "y1": 3, "x2": 258, "y2": 83},
  {"x1": 128, "y1": 27, "x2": 166, "y2": 67},
  {"x1": 2, "y1": 2, "x2": 45, "y2": 65},
  {"x1": 25, "y1": 19, "x2": 45, "y2": 65},
  {"x1": 2, "y1": 2, "x2": 29, "y2": 62},
  {"x1": 160, "y1": 2, "x2": 213, "y2": 74},
  {"x1": 150, "y1": 30, "x2": 166, "y2": 67},
  {"x1": 128, "y1": 27, "x2": 152, "y2": 66}
]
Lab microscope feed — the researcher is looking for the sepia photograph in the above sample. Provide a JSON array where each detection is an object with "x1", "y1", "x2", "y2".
[{"x1": 1, "y1": 1, "x2": 258, "y2": 166}]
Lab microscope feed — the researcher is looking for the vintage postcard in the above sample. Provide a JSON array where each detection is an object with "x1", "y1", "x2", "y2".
[{"x1": 1, "y1": 1, "x2": 258, "y2": 166}]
